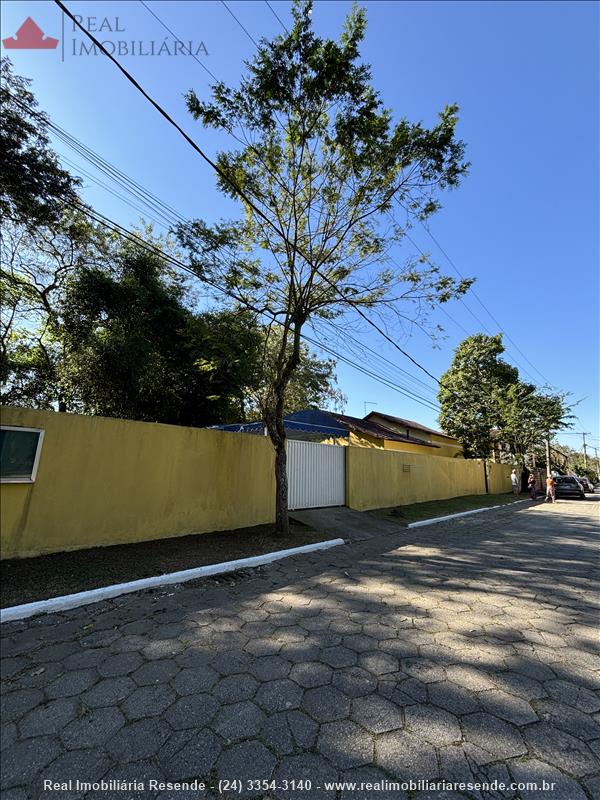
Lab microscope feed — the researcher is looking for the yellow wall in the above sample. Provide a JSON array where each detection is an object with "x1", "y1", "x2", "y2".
[
  {"x1": 346, "y1": 446, "x2": 511, "y2": 511},
  {"x1": 1, "y1": 407, "x2": 513, "y2": 559},
  {"x1": 383, "y1": 439, "x2": 441, "y2": 456},
  {"x1": 487, "y1": 461, "x2": 512, "y2": 494},
  {"x1": 1, "y1": 407, "x2": 275, "y2": 559}
]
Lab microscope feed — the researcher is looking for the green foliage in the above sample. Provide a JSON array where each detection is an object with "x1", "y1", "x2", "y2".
[
  {"x1": 178, "y1": 0, "x2": 472, "y2": 529},
  {"x1": 180, "y1": 1, "x2": 471, "y2": 331},
  {"x1": 0, "y1": 59, "x2": 80, "y2": 227},
  {"x1": 245, "y1": 331, "x2": 345, "y2": 420},
  {"x1": 438, "y1": 333, "x2": 573, "y2": 462},
  {"x1": 438, "y1": 334, "x2": 517, "y2": 458},
  {"x1": 0, "y1": 61, "x2": 345, "y2": 432},
  {"x1": 57, "y1": 245, "x2": 263, "y2": 426},
  {"x1": 1, "y1": 213, "x2": 106, "y2": 408},
  {"x1": 0, "y1": 335, "x2": 59, "y2": 409},
  {"x1": 495, "y1": 383, "x2": 573, "y2": 465},
  {"x1": 549, "y1": 443, "x2": 598, "y2": 481}
]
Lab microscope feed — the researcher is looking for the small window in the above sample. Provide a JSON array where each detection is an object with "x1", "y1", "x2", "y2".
[
  {"x1": 402, "y1": 463, "x2": 411, "y2": 473},
  {"x1": 0, "y1": 426, "x2": 45, "y2": 483}
]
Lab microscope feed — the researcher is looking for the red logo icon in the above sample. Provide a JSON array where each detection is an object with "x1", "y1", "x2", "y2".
[{"x1": 2, "y1": 17, "x2": 59, "y2": 50}]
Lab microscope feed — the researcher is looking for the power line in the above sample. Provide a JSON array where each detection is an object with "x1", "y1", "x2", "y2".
[
  {"x1": 6, "y1": 87, "x2": 185, "y2": 230},
  {"x1": 49, "y1": 119, "x2": 186, "y2": 226},
  {"x1": 56, "y1": 150, "x2": 171, "y2": 231},
  {"x1": 57, "y1": 135, "x2": 439, "y2": 409},
  {"x1": 63, "y1": 199, "x2": 442, "y2": 413},
  {"x1": 56, "y1": 131, "x2": 439, "y2": 407},
  {"x1": 140, "y1": 0, "x2": 445, "y2": 390},
  {"x1": 175, "y1": 0, "x2": 558, "y2": 396},
  {"x1": 398, "y1": 224, "x2": 543, "y2": 386},
  {"x1": 205, "y1": 0, "x2": 447, "y2": 387},
  {"x1": 437, "y1": 303, "x2": 471, "y2": 337},
  {"x1": 311, "y1": 326, "x2": 440, "y2": 409},
  {"x1": 54, "y1": 0, "x2": 447, "y2": 390},
  {"x1": 137, "y1": 0, "x2": 440, "y2": 405},
  {"x1": 303, "y1": 332, "x2": 440, "y2": 412},
  {"x1": 319, "y1": 320, "x2": 439, "y2": 399},
  {"x1": 139, "y1": 0, "x2": 220, "y2": 83},
  {"x1": 420, "y1": 223, "x2": 558, "y2": 389},
  {"x1": 264, "y1": 0, "x2": 289, "y2": 33},
  {"x1": 8, "y1": 78, "x2": 443, "y2": 410},
  {"x1": 54, "y1": 130, "x2": 435, "y2": 404},
  {"x1": 220, "y1": 1, "x2": 260, "y2": 47}
]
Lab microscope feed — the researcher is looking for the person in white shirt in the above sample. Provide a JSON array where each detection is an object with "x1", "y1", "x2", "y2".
[{"x1": 511, "y1": 469, "x2": 520, "y2": 495}]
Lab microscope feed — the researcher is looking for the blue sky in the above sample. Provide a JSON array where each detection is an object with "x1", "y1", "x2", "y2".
[{"x1": 2, "y1": 0, "x2": 598, "y2": 450}]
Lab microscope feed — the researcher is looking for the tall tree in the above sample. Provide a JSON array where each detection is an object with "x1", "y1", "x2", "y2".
[
  {"x1": 438, "y1": 334, "x2": 518, "y2": 459},
  {"x1": 438, "y1": 333, "x2": 572, "y2": 473},
  {"x1": 178, "y1": 0, "x2": 472, "y2": 533},
  {"x1": 0, "y1": 58, "x2": 80, "y2": 228}
]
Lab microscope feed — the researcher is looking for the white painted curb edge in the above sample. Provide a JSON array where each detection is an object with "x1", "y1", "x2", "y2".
[
  {"x1": 407, "y1": 499, "x2": 529, "y2": 529},
  {"x1": 0, "y1": 538, "x2": 345, "y2": 624}
]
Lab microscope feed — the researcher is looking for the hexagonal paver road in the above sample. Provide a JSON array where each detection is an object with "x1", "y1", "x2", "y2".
[{"x1": 2, "y1": 498, "x2": 599, "y2": 798}]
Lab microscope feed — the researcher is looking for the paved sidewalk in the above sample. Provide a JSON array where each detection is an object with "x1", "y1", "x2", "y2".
[{"x1": 1, "y1": 498, "x2": 599, "y2": 799}]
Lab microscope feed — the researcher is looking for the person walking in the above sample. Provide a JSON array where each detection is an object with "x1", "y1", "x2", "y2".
[
  {"x1": 546, "y1": 475, "x2": 556, "y2": 503},
  {"x1": 528, "y1": 472, "x2": 538, "y2": 499},
  {"x1": 511, "y1": 469, "x2": 520, "y2": 495}
]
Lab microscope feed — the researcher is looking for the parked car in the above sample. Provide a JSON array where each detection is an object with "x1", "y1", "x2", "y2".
[
  {"x1": 554, "y1": 476, "x2": 586, "y2": 499},
  {"x1": 576, "y1": 476, "x2": 594, "y2": 493}
]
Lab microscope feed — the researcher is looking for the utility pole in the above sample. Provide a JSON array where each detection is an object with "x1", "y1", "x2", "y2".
[
  {"x1": 545, "y1": 437, "x2": 552, "y2": 478},
  {"x1": 594, "y1": 447, "x2": 600, "y2": 481},
  {"x1": 581, "y1": 432, "x2": 590, "y2": 470}
]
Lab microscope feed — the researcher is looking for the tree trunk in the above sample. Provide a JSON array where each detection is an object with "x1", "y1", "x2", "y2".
[
  {"x1": 274, "y1": 441, "x2": 290, "y2": 536},
  {"x1": 483, "y1": 459, "x2": 489, "y2": 494},
  {"x1": 264, "y1": 319, "x2": 304, "y2": 536},
  {"x1": 519, "y1": 463, "x2": 527, "y2": 492}
]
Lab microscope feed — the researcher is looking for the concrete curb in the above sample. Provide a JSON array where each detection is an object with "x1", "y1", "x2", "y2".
[
  {"x1": 0, "y1": 538, "x2": 345, "y2": 624},
  {"x1": 407, "y1": 499, "x2": 529, "y2": 529}
]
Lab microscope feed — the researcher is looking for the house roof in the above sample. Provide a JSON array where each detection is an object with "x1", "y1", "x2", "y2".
[
  {"x1": 286, "y1": 410, "x2": 439, "y2": 447},
  {"x1": 212, "y1": 421, "x2": 266, "y2": 434},
  {"x1": 211, "y1": 411, "x2": 350, "y2": 437},
  {"x1": 365, "y1": 411, "x2": 456, "y2": 441},
  {"x1": 213, "y1": 409, "x2": 440, "y2": 449}
]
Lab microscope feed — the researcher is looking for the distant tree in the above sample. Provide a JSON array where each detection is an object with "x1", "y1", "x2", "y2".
[
  {"x1": 438, "y1": 334, "x2": 518, "y2": 459},
  {"x1": 0, "y1": 58, "x2": 80, "y2": 228},
  {"x1": 439, "y1": 334, "x2": 573, "y2": 477},
  {"x1": 495, "y1": 383, "x2": 573, "y2": 471},
  {"x1": 57, "y1": 244, "x2": 263, "y2": 426},
  {"x1": 178, "y1": 0, "x2": 471, "y2": 533},
  {"x1": 543, "y1": 442, "x2": 596, "y2": 482}
]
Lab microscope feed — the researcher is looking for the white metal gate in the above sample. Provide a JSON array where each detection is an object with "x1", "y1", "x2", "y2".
[{"x1": 287, "y1": 440, "x2": 346, "y2": 510}]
